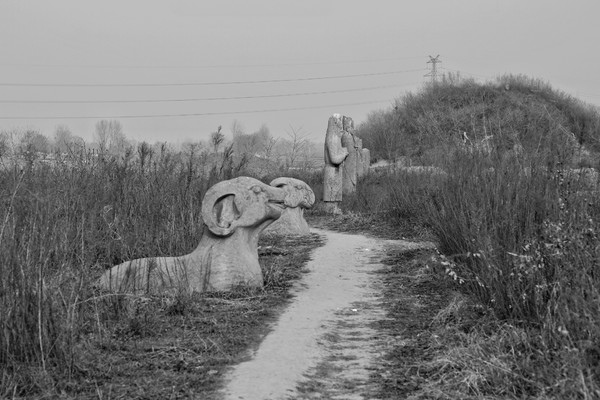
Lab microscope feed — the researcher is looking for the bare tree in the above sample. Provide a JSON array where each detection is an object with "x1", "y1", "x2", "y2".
[
  {"x1": 234, "y1": 133, "x2": 260, "y2": 157},
  {"x1": 284, "y1": 125, "x2": 309, "y2": 168},
  {"x1": 262, "y1": 136, "x2": 278, "y2": 161},
  {"x1": 356, "y1": 110, "x2": 403, "y2": 162},
  {"x1": 54, "y1": 124, "x2": 73, "y2": 153},
  {"x1": 94, "y1": 120, "x2": 111, "y2": 154},
  {"x1": 18, "y1": 129, "x2": 50, "y2": 160},
  {"x1": 1, "y1": 128, "x2": 22, "y2": 156},
  {"x1": 232, "y1": 123, "x2": 272, "y2": 157},
  {"x1": 231, "y1": 119, "x2": 245, "y2": 138},
  {"x1": 0, "y1": 131, "x2": 9, "y2": 158},
  {"x1": 211, "y1": 125, "x2": 225, "y2": 153},
  {"x1": 95, "y1": 120, "x2": 128, "y2": 156},
  {"x1": 137, "y1": 141, "x2": 154, "y2": 171}
]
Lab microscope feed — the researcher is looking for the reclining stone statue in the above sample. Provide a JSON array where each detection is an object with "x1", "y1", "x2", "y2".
[
  {"x1": 98, "y1": 176, "x2": 312, "y2": 294},
  {"x1": 264, "y1": 177, "x2": 315, "y2": 235}
]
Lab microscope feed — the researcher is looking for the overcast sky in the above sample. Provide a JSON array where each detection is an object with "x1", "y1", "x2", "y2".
[{"x1": 1, "y1": 0, "x2": 599, "y2": 144}]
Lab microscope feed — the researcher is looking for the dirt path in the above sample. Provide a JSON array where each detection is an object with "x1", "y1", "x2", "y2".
[{"x1": 221, "y1": 228, "x2": 434, "y2": 400}]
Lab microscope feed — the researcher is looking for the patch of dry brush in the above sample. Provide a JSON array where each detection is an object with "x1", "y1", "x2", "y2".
[{"x1": 0, "y1": 154, "x2": 324, "y2": 398}]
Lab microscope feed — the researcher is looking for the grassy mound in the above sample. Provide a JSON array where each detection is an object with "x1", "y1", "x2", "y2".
[{"x1": 358, "y1": 74, "x2": 600, "y2": 167}]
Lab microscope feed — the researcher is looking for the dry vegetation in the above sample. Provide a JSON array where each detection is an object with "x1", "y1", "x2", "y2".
[
  {"x1": 352, "y1": 74, "x2": 600, "y2": 398},
  {"x1": 3, "y1": 73, "x2": 600, "y2": 398},
  {"x1": 0, "y1": 149, "x2": 324, "y2": 398}
]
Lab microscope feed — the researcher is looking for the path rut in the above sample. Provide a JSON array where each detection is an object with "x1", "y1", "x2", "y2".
[{"x1": 221, "y1": 228, "x2": 433, "y2": 400}]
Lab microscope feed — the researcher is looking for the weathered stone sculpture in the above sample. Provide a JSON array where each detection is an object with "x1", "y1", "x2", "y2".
[
  {"x1": 98, "y1": 176, "x2": 311, "y2": 294},
  {"x1": 323, "y1": 114, "x2": 349, "y2": 213},
  {"x1": 322, "y1": 113, "x2": 371, "y2": 213},
  {"x1": 264, "y1": 177, "x2": 315, "y2": 236},
  {"x1": 341, "y1": 116, "x2": 358, "y2": 195},
  {"x1": 361, "y1": 147, "x2": 371, "y2": 176},
  {"x1": 355, "y1": 136, "x2": 365, "y2": 180}
]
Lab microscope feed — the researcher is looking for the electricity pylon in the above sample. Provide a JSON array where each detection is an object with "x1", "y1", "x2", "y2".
[{"x1": 425, "y1": 55, "x2": 441, "y2": 83}]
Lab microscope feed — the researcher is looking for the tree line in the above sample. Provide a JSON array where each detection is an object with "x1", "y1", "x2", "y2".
[{"x1": 0, "y1": 119, "x2": 324, "y2": 170}]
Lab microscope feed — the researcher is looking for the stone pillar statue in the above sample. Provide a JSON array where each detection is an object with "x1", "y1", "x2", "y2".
[
  {"x1": 355, "y1": 136, "x2": 365, "y2": 179},
  {"x1": 323, "y1": 114, "x2": 348, "y2": 213},
  {"x1": 362, "y1": 148, "x2": 371, "y2": 176},
  {"x1": 341, "y1": 116, "x2": 358, "y2": 195}
]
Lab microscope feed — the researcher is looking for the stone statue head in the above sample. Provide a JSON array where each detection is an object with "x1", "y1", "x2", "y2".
[
  {"x1": 201, "y1": 177, "x2": 292, "y2": 236},
  {"x1": 342, "y1": 116, "x2": 354, "y2": 132},
  {"x1": 327, "y1": 114, "x2": 344, "y2": 134},
  {"x1": 269, "y1": 177, "x2": 315, "y2": 210}
]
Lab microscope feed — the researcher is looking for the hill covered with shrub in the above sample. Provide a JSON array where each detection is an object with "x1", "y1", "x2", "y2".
[{"x1": 358, "y1": 74, "x2": 600, "y2": 167}]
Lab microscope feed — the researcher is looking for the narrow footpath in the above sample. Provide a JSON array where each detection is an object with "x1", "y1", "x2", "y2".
[{"x1": 221, "y1": 228, "x2": 434, "y2": 400}]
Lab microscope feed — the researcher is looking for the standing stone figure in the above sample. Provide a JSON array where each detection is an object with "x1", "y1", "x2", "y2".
[
  {"x1": 355, "y1": 136, "x2": 365, "y2": 180},
  {"x1": 323, "y1": 114, "x2": 349, "y2": 213},
  {"x1": 361, "y1": 147, "x2": 371, "y2": 176},
  {"x1": 341, "y1": 116, "x2": 358, "y2": 195}
]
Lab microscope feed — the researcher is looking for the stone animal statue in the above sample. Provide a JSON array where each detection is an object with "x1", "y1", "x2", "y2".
[
  {"x1": 323, "y1": 114, "x2": 349, "y2": 204},
  {"x1": 98, "y1": 176, "x2": 311, "y2": 294},
  {"x1": 264, "y1": 177, "x2": 315, "y2": 235}
]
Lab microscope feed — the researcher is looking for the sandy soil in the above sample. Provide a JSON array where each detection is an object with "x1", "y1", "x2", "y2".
[{"x1": 221, "y1": 228, "x2": 434, "y2": 400}]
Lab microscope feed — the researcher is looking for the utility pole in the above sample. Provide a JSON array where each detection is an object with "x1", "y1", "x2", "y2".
[{"x1": 425, "y1": 55, "x2": 441, "y2": 83}]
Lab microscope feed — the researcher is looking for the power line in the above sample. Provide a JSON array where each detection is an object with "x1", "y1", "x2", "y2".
[
  {"x1": 0, "y1": 56, "x2": 427, "y2": 70},
  {"x1": 0, "y1": 83, "x2": 416, "y2": 104},
  {"x1": 0, "y1": 99, "x2": 395, "y2": 120},
  {"x1": 0, "y1": 68, "x2": 423, "y2": 88}
]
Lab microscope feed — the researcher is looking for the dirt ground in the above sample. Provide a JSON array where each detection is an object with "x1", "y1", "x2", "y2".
[{"x1": 220, "y1": 228, "x2": 435, "y2": 400}]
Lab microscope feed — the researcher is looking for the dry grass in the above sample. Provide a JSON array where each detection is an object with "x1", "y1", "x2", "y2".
[
  {"x1": 373, "y1": 248, "x2": 600, "y2": 399},
  {"x1": 0, "y1": 152, "x2": 324, "y2": 398},
  {"x1": 359, "y1": 152, "x2": 600, "y2": 397},
  {"x1": 356, "y1": 75, "x2": 600, "y2": 397}
]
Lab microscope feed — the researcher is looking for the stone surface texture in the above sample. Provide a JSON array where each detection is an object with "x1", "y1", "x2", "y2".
[
  {"x1": 98, "y1": 176, "x2": 310, "y2": 294},
  {"x1": 323, "y1": 114, "x2": 349, "y2": 202},
  {"x1": 355, "y1": 137, "x2": 365, "y2": 179},
  {"x1": 341, "y1": 116, "x2": 358, "y2": 195},
  {"x1": 265, "y1": 177, "x2": 315, "y2": 236},
  {"x1": 362, "y1": 148, "x2": 371, "y2": 176}
]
